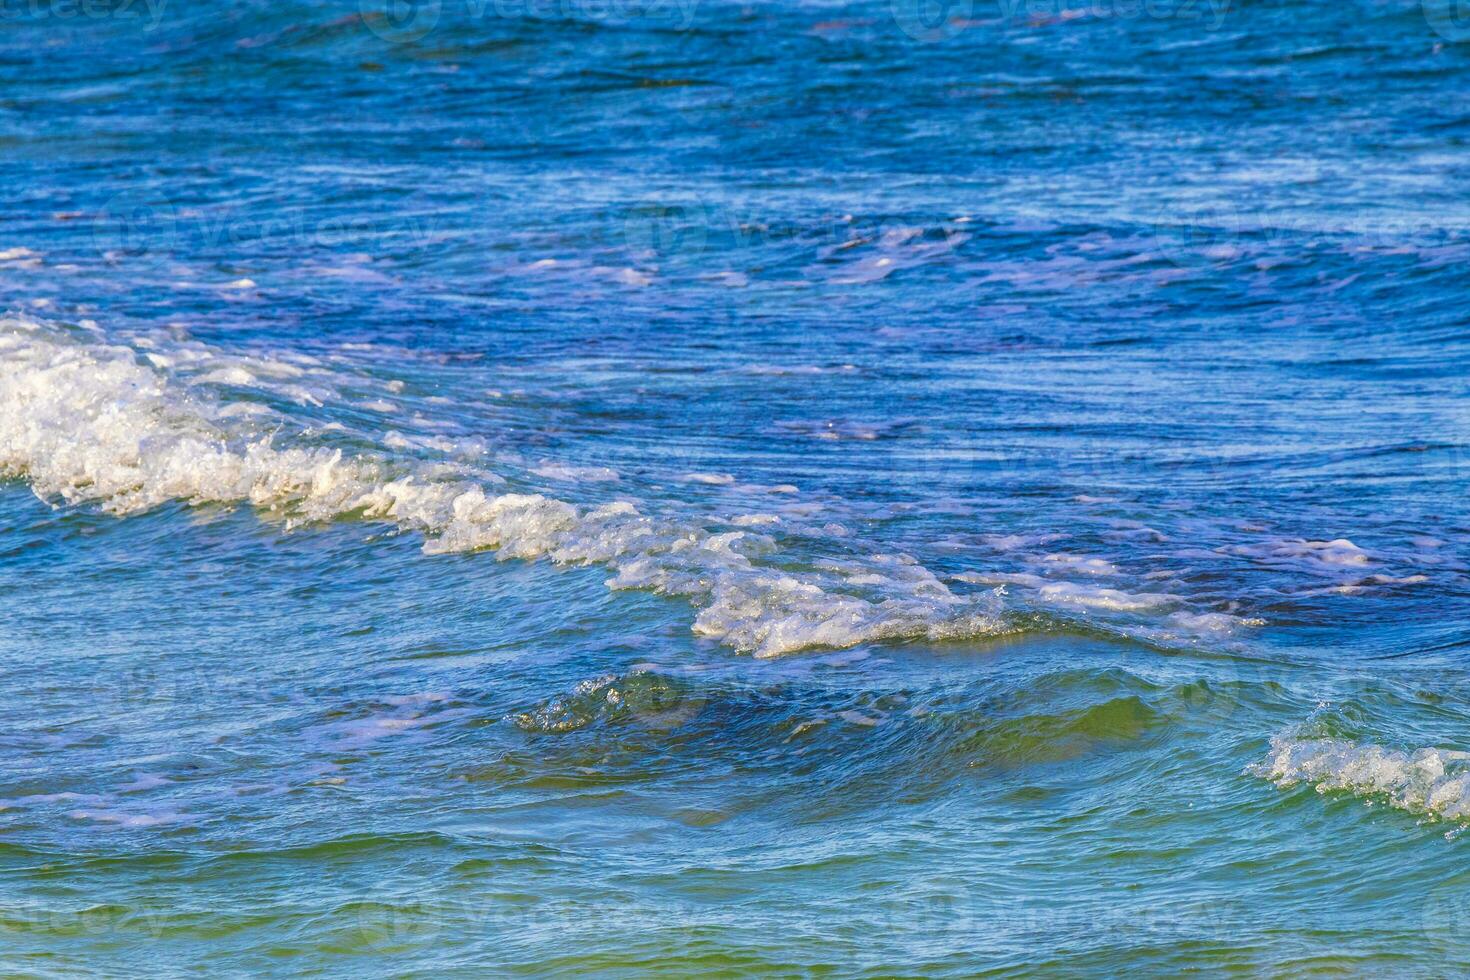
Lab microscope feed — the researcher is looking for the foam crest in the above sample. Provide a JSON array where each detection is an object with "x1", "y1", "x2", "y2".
[
  {"x1": 1251, "y1": 734, "x2": 1470, "y2": 821},
  {"x1": 0, "y1": 317, "x2": 1009, "y2": 658},
  {"x1": 0, "y1": 323, "x2": 373, "y2": 517}
]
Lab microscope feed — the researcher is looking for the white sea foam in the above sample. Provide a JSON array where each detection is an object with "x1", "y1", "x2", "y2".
[
  {"x1": 1159, "y1": 610, "x2": 1264, "y2": 634},
  {"x1": 529, "y1": 461, "x2": 620, "y2": 483},
  {"x1": 1129, "y1": 609, "x2": 1264, "y2": 648},
  {"x1": 0, "y1": 246, "x2": 42, "y2": 269},
  {"x1": 1251, "y1": 734, "x2": 1470, "y2": 821},
  {"x1": 0, "y1": 316, "x2": 1009, "y2": 658},
  {"x1": 1036, "y1": 582, "x2": 1179, "y2": 612},
  {"x1": 683, "y1": 472, "x2": 735, "y2": 485},
  {"x1": 953, "y1": 570, "x2": 1047, "y2": 589},
  {"x1": 68, "y1": 808, "x2": 193, "y2": 828},
  {"x1": 981, "y1": 532, "x2": 1063, "y2": 551},
  {"x1": 1040, "y1": 553, "x2": 1119, "y2": 576},
  {"x1": 729, "y1": 513, "x2": 781, "y2": 526},
  {"x1": 198, "y1": 366, "x2": 259, "y2": 387},
  {"x1": 1225, "y1": 537, "x2": 1373, "y2": 570}
]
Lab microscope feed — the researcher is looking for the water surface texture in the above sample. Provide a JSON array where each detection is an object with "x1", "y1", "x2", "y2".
[{"x1": 3, "y1": 0, "x2": 1470, "y2": 974}]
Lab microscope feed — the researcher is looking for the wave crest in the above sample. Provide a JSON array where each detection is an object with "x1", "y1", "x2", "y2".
[
  {"x1": 0, "y1": 316, "x2": 1009, "y2": 658},
  {"x1": 1251, "y1": 733, "x2": 1470, "y2": 822}
]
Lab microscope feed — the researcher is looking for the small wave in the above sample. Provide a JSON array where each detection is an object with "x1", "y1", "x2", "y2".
[
  {"x1": 0, "y1": 315, "x2": 1009, "y2": 658},
  {"x1": 1250, "y1": 734, "x2": 1470, "y2": 822},
  {"x1": 513, "y1": 667, "x2": 710, "y2": 734}
]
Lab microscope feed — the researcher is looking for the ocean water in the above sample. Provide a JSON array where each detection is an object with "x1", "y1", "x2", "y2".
[{"x1": 3, "y1": 0, "x2": 1470, "y2": 974}]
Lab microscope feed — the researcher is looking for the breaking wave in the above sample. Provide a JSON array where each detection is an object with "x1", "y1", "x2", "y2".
[
  {"x1": 0, "y1": 315, "x2": 1010, "y2": 658},
  {"x1": 1251, "y1": 733, "x2": 1470, "y2": 822}
]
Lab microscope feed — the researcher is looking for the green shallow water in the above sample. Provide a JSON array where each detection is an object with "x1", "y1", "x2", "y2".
[{"x1": 4, "y1": 494, "x2": 1470, "y2": 976}]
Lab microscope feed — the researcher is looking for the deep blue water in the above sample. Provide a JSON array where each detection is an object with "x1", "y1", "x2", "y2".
[{"x1": 2, "y1": 0, "x2": 1470, "y2": 974}]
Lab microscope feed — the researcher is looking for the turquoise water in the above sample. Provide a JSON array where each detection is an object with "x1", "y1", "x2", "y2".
[{"x1": 3, "y1": 0, "x2": 1470, "y2": 974}]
